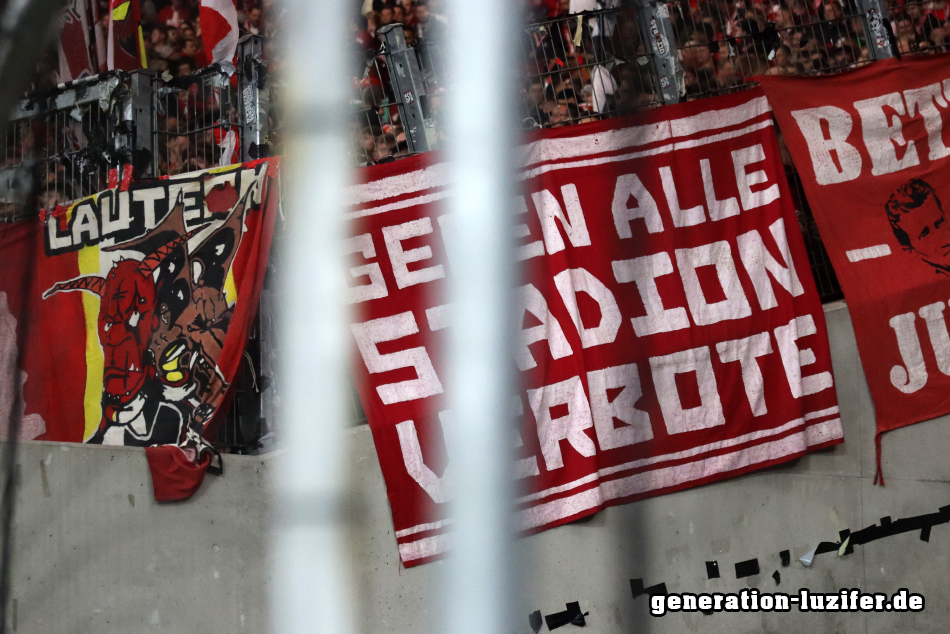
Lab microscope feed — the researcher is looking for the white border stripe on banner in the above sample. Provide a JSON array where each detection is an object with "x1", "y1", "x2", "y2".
[
  {"x1": 669, "y1": 96, "x2": 770, "y2": 138},
  {"x1": 348, "y1": 95, "x2": 773, "y2": 204},
  {"x1": 516, "y1": 409, "x2": 824, "y2": 505},
  {"x1": 347, "y1": 163, "x2": 449, "y2": 205},
  {"x1": 804, "y1": 406, "x2": 840, "y2": 420},
  {"x1": 846, "y1": 245, "x2": 892, "y2": 262},
  {"x1": 515, "y1": 120, "x2": 774, "y2": 182},
  {"x1": 395, "y1": 418, "x2": 844, "y2": 557},
  {"x1": 517, "y1": 419, "x2": 843, "y2": 531},
  {"x1": 345, "y1": 190, "x2": 451, "y2": 220},
  {"x1": 395, "y1": 518, "x2": 454, "y2": 539},
  {"x1": 517, "y1": 121, "x2": 672, "y2": 170},
  {"x1": 399, "y1": 533, "x2": 452, "y2": 562}
]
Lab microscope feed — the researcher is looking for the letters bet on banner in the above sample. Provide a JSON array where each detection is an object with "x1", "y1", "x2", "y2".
[
  {"x1": 347, "y1": 88, "x2": 842, "y2": 566},
  {"x1": 759, "y1": 53, "x2": 950, "y2": 482},
  {"x1": 0, "y1": 160, "x2": 277, "y2": 447}
]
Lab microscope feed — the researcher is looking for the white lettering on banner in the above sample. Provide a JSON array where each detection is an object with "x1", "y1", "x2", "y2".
[
  {"x1": 351, "y1": 312, "x2": 444, "y2": 404},
  {"x1": 515, "y1": 284, "x2": 574, "y2": 371},
  {"x1": 904, "y1": 83, "x2": 950, "y2": 161},
  {"x1": 344, "y1": 233, "x2": 389, "y2": 304},
  {"x1": 170, "y1": 181, "x2": 203, "y2": 226},
  {"x1": 612, "y1": 173, "x2": 664, "y2": 238},
  {"x1": 527, "y1": 376, "x2": 597, "y2": 471},
  {"x1": 731, "y1": 144, "x2": 780, "y2": 210},
  {"x1": 553, "y1": 268, "x2": 622, "y2": 348},
  {"x1": 47, "y1": 217, "x2": 72, "y2": 250},
  {"x1": 425, "y1": 304, "x2": 450, "y2": 331},
  {"x1": 659, "y1": 166, "x2": 706, "y2": 227},
  {"x1": 513, "y1": 196, "x2": 546, "y2": 261},
  {"x1": 102, "y1": 191, "x2": 132, "y2": 235},
  {"x1": 612, "y1": 253, "x2": 690, "y2": 337},
  {"x1": 649, "y1": 346, "x2": 726, "y2": 434},
  {"x1": 133, "y1": 187, "x2": 164, "y2": 230},
  {"x1": 531, "y1": 184, "x2": 592, "y2": 254},
  {"x1": 737, "y1": 218, "x2": 804, "y2": 310},
  {"x1": 774, "y1": 315, "x2": 834, "y2": 398},
  {"x1": 889, "y1": 312, "x2": 928, "y2": 393},
  {"x1": 854, "y1": 93, "x2": 920, "y2": 176},
  {"x1": 919, "y1": 301, "x2": 950, "y2": 375},
  {"x1": 716, "y1": 332, "x2": 772, "y2": 416},
  {"x1": 790, "y1": 106, "x2": 862, "y2": 185},
  {"x1": 513, "y1": 396, "x2": 541, "y2": 479},
  {"x1": 675, "y1": 241, "x2": 752, "y2": 326},
  {"x1": 587, "y1": 364, "x2": 654, "y2": 449},
  {"x1": 700, "y1": 159, "x2": 740, "y2": 220},
  {"x1": 383, "y1": 218, "x2": 446, "y2": 289},
  {"x1": 72, "y1": 203, "x2": 99, "y2": 244},
  {"x1": 396, "y1": 411, "x2": 455, "y2": 503}
]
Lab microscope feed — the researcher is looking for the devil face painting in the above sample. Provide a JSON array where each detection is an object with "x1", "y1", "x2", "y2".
[{"x1": 43, "y1": 183, "x2": 252, "y2": 446}]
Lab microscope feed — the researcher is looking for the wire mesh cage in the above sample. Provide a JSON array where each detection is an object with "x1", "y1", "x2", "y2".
[
  {"x1": 671, "y1": 0, "x2": 874, "y2": 99},
  {"x1": 520, "y1": 6, "x2": 662, "y2": 129},
  {"x1": 885, "y1": 0, "x2": 950, "y2": 55},
  {"x1": 1, "y1": 87, "x2": 118, "y2": 220},
  {"x1": 155, "y1": 67, "x2": 240, "y2": 177}
]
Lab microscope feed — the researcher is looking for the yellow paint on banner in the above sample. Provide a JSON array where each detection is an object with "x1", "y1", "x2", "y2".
[
  {"x1": 224, "y1": 267, "x2": 238, "y2": 305},
  {"x1": 112, "y1": 1, "x2": 129, "y2": 20},
  {"x1": 137, "y1": 25, "x2": 147, "y2": 69},
  {"x1": 78, "y1": 246, "x2": 103, "y2": 441}
]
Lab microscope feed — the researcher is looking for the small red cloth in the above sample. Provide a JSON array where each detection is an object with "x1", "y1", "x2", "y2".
[{"x1": 145, "y1": 445, "x2": 212, "y2": 501}]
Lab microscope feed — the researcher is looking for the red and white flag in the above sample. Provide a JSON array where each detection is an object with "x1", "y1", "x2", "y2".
[
  {"x1": 199, "y1": 0, "x2": 238, "y2": 71},
  {"x1": 107, "y1": 0, "x2": 145, "y2": 70},
  {"x1": 58, "y1": 0, "x2": 96, "y2": 82}
]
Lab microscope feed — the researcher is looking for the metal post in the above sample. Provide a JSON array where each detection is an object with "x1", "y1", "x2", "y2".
[
  {"x1": 272, "y1": 0, "x2": 354, "y2": 632},
  {"x1": 130, "y1": 72, "x2": 156, "y2": 179},
  {"x1": 443, "y1": 0, "x2": 518, "y2": 632},
  {"x1": 634, "y1": 0, "x2": 682, "y2": 105},
  {"x1": 377, "y1": 23, "x2": 433, "y2": 154},
  {"x1": 857, "y1": 0, "x2": 895, "y2": 60},
  {"x1": 238, "y1": 35, "x2": 270, "y2": 162}
]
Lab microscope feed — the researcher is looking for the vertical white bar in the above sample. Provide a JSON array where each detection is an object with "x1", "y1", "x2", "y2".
[
  {"x1": 444, "y1": 0, "x2": 520, "y2": 632},
  {"x1": 272, "y1": 0, "x2": 353, "y2": 633}
]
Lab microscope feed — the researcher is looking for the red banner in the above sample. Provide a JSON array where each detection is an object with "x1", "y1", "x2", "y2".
[
  {"x1": 348, "y1": 88, "x2": 842, "y2": 566},
  {"x1": 759, "y1": 54, "x2": 950, "y2": 482},
  {"x1": 0, "y1": 160, "x2": 277, "y2": 446}
]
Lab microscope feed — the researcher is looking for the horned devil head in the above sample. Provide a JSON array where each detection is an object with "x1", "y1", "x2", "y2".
[{"x1": 43, "y1": 232, "x2": 195, "y2": 418}]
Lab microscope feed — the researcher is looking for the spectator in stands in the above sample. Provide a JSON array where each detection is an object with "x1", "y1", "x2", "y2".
[
  {"x1": 159, "y1": 0, "x2": 194, "y2": 28},
  {"x1": 244, "y1": 5, "x2": 266, "y2": 35},
  {"x1": 150, "y1": 25, "x2": 174, "y2": 59}
]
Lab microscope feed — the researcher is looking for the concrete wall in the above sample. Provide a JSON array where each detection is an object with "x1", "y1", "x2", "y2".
[{"x1": 10, "y1": 301, "x2": 950, "y2": 633}]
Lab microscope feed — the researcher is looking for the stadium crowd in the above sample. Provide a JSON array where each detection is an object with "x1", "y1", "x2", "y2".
[{"x1": 8, "y1": 0, "x2": 948, "y2": 190}]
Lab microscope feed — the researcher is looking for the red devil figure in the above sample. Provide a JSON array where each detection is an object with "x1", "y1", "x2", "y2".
[{"x1": 43, "y1": 231, "x2": 196, "y2": 431}]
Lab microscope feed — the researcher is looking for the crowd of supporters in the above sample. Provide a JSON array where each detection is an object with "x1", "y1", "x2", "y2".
[{"x1": 10, "y1": 0, "x2": 950, "y2": 181}]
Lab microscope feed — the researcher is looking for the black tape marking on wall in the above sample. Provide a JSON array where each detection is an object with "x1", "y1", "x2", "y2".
[
  {"x1": 528, "y1": 610, "x2": 542, "y2": 634},
  {"x1": 630, "y1": 578, "x2": 645, "y2": 599},
  {"x1": 779, "y1": 550, "x2": 791, "y2": 567},
  {"x1": 705, "y1": 560, "x2": 720, "y2": 579},
  {"x1": 630, "y1": 579, "x2": 668, "y2": 600},
  {"x1": 544, "y1": 602, "x2": 588, "y2": 630},
  {"x1": 735, "y1": 558, "x2": 760, "y2": 578},
  {"x1": 772, "y1": 570, "x2": 781, "y2": 585}
]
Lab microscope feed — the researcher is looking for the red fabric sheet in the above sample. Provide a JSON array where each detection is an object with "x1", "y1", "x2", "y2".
[
  {"x1": 0, "y1": 159, "x2": 277, "y2": 455},
  {"x1": 759, "y1": 54, "x2": 950, "y2": 483},
  {"x1": 348, "y1": 88, "x2": 842, "y2": 566}
]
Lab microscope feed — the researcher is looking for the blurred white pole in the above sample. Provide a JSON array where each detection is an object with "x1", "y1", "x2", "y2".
[
  {"x1": 272, "y1": 0, "x2": 354, "y2": 632},
  {"x1": 444, "y1": 0, "x2": 520, "y2": 631}
]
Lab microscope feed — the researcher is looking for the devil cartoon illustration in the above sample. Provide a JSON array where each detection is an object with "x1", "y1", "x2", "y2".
[{"x1": 43, "y1": 184, "x2": 251, "y2": 446}]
